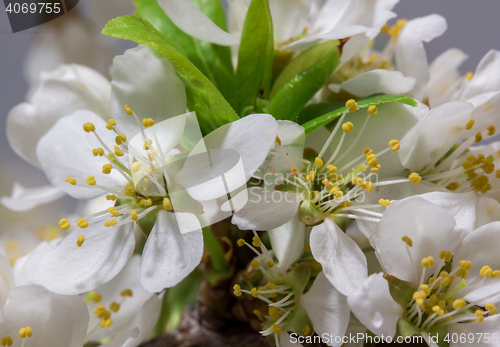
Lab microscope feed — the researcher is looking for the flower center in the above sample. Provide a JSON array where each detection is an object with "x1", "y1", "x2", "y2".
[
  {"x1": 86, "y1": 288, "x2": 134, "y2": 331},
  {"x1": 400, "y1": 236, "x2": 500, "y2": 332}
]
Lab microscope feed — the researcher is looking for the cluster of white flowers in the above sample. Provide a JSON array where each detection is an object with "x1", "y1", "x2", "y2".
[{"x1": 2, "y1": 0, "x2": 500, "y2": 347}]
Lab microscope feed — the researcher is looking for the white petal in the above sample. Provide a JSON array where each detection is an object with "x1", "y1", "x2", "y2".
[
  {"x1": 454, "y1": 221, "x2": 500, "y2": 305},
  {"x1": 255, "y1": 120, "x2": 306, "y2": 179},
  {"x1": 372, "y1": 197, "x2": 457, "y2": 284},
  {"x1": 395, "y1": 14, "x2": 447, "y2": 100},
  {"x1": 0, "y1": 247, "x2": 15, "y2": 306},
  {"x1": 156, "y1": 0, "x2": 239, "y2": 46},
  {"x1": 417, "y1": 191, "x2": 481, "y2": 235},
  {"x1": 175, "y1": 114, "x2": 278, "y2": 201},
  {"x1": 447, "y1": 314, "x2": 500, "y2": 347},
  {"x1": 36, "y1": 222, "x2": 135, "y2": 295},
  {"x1": 337, "y1": 70, "x2": 416, "y2": 97},
  {"x1": 269, "y1": 0, "x2": 311, "y2": 44},
  {"x1": 0, "y1": 182, "x2": 65, "y2": 212},
  {"x1": 286, "y1": 25, "x2": 372, "y2": 51},
  {"x1": 231, "y1": 187, "x2": 300, "y2": 230},
  {"x1": 36, "y1": 110, "x2": 129, "y2": 199},
  {"x1": 110, "y1": 46, "x2": 187, "y2": 139},
  {"x1": 460, "y1": 50, "x2": 500, "y2": 101},
  {"x1": 7, "y1": 64, "x2": 111, "y2": 168},
  {"x1": 347, "y1": 273, "x2": 402, "y2": 338},
  {"x1": 299, "y1": 271, "x2": 350, "y2": 346},
  {"x1": 110, "y1": 295, "x2": 162, "y2": 347},
  {"x1": 85, "y1": 255, "x2": 155, "y2": 342},
  {"x1": 476, "y1": 197, "x2": 500, "y2": 228},
  {"x1": 268, "y1": 214, "x2": 305, "y2": 270},
  {"x1": 13, "y1": 239, "x2": 61, "y2": 287},
  {"x1": 310, "y1": 217, "x2": 367, "y2": 296},
  {"x1": 141, "y1": 210, "x2": 203, "y2": 292},
  {"x1": 398, "y1": 101, "x2": 474, "y2": 172},
  {"x1": 0, "y1": 285, "x2": 88, "y2": 347},
  {"x1": 319, "y1": 101, "x2": 419, "y2": 178},
  {"x1": 427, "y1": 48, "x2": 468, "y2": 107}
]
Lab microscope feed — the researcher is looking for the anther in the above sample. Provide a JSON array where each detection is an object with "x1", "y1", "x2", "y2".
[
  {"x1": 252, "y1": 236, "x2": 262, "y2": 247},
  {"x1": 233, "y1": 284, "x2": 242, "y2": 297},
  {"x1": 142, "y1": 118, "x2": 155, "y2": 128},
  {"x1": 488, "y1": 125, "x2": 495, "y2": 136},
  {"x1": 402, "y1": 236, "x2": 413, "y2": 247},
  {"x1": 421, "y1": 256, "x2": 435, "y2": 268},
  {"x1": 438, "y1": 250, "x2": 452, "y2": 262},
  {"x1": 65, "y1": 176, "x2": 77, "y2": 185},
  {"x1": 267, "y1": 261, "x2": 275, "y2": 268},
  {"x1": 92, "y1": 147, "x2": 105, "y2": 156},
  {"x1": 475, "y1": 131, "x2": 482, "y2": 143},
  {"x1": 120, "y1": 289, "x2": 133, "y2": 297},
  {"x1": 315, "y1": 157, "x2": 324, "y2": 169},
  {"x1": 101, "y1": 319, "x2": 113, "y2": 328},
  {"x1": 77, "y1": 218, "x2": 89, "y2": 229},
  {"x1": 104, "y1": 219, "x2": 118, "y2": 227},
  {"x1": 409, "y1": 172, "x2": 422, "y2": 185},
  {"x1": 115, "y1": 133, "x2": 127, "y2": 145},
  {"x1": 378, "y1": 199, "x2": 390, "y2": 207},
  {"x1": 272, "y1": 324, "x2": 282, "y2": 334},
  {"x1": 102, "y1": 163, "x2": 113, "y2": 174},
  {"x1": 342, "y1": 122, "x2": 354, "y2": 133},
  {"x1": 163, "y1": 198, "x2": 172, "y2": 211},
  {"x1": 59, "y1": 218, "x2": 71, "y2": 231},
  {"x1": 389, "y1": 139, "x2": 400, "y2": 151},
  {"x1": 76, "y1": 235, "x2": 85, "y2": 247},
  {"x1": 131, "y1": 162, "x2": 143, "y2": 173},
  {"x1": 124, "y1": 104, "x2": 134, "y2": 115},
  {"x1": 251, "y1": 260, "x2": 260, "y2": 269},
  {"x1": 83, "y1": 122, "x2": 96, "y2": 133},
  {"x1": 85, "y1": 176, "x2": 96, "y2": 186},
  {"x1": 114, "y1": 146, "x2": 125, "y2": 157},
  {"x1": 480, "y1": 265, "x2": 493, "y2": 278},
  {"x1": 464, "y1": 72, "x2": 473, "y2": 80},
  {"x1": 106, "y1": 119, "x2": 117, "y2": 130},
  {"x1": 275, "y1": 136, "x2": 281, "y2": 146},
  {"x1": 367, "y1": 105, "x2": 378, "y2": 116},
  {"x1": 251, "y1": 288, "x2": 259, "y2": 298},
  {"x1": 110, "y1": 302, "x2": 120, "y2": 312},
  {"x1": 237, "y1": 239, "x2": 246, "y2": 247},
  {"x1": 345, "y1": 99, "x2": 358, "y2": 113},
  {"x1": 465, "y1": 119, "x2": 475, "y2": 130}
]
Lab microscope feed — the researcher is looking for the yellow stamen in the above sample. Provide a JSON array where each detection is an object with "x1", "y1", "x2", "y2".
[
  {"x1": 315, "y1": 157, "x2": 324, "y2": 168},
  {"x1": 124, "y1": 104, "x2": 133, "y2": 115},
  {"x1": 409, "y1": 172, "x2": 422, "y2": 185},
  {"x1": 76, "y1": 235, "x2": 85, "y2": 247},
  {"x1": 83, "y1": 122, "x2": 96, "y2": 133},
  {"x1": 65, "y1": 176, "x2": 77, "y2": 185},
  {"x1": 120, "y1": 289, "x2": 133, "y2": 297},
  {"x1": 345, "y1": 99, "x2": 358, "y2": 113},
  {"x1": 402, "y1": 236, "x2": 413, "y2": 247},
  {"x1": 115, "y1": 133, "x2": 127, "y2": 145},
  {"x1": 342, "y1": 122, "x2": 354, "y2": 133},
  {"x1": 85, "y1": 176, "x2": 96, "y2": 186},
  {"x1": 378, "y1": 199, "x2": 391, "y2": 207},
  {"x1": 367, "y1": 105, "x2": 378, "y2": 116},
  {"x1": 389, "y1": 139, "x2": 400, "y2": 151},
  {"x1": 275, "y1": 136, "x2": 281, "y2": 146},
  {"x1": 142, "y1": 118, "x2": 155, "y2": 128},
  {"x1": 59, "y1": 218, "x2": 71, "y2": 231}
]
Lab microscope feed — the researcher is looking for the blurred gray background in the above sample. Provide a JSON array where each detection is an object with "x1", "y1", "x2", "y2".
[{"x1": 0, "y1": 0, "x2": 499, "y2": 225}]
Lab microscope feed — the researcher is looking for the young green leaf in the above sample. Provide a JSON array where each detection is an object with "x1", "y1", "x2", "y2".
[
  {"x1": 302, "y1": 94, "x2": 418, "y2": 135},
  {"x1": 134, "y1": 0, "x2": 235, "y2": 106},
  {"x1": 266, "y1": 42, "x2": 340, "y2": 121},
  {"x1": 102, "y1": 15, "x2": 239, "y2": 134},
  {"x1": 270, "y1": 40, "x2": 339, "y2": 98},
  {"x1": 234, "y1": 0, "x2": 274, "y2": 115}
]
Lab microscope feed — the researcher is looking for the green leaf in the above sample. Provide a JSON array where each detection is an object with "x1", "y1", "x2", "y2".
[
  {"x1": 266, "y1": 42, "x2": 340, "y2": 121},
  {"x1": 426, "y1": 325, "x2": 450, "y2": 347},
  {"x1": 234, "y1": 0, "x2": 274, "y2": 114},
  {"x1": 102, "y1": 15, "x2": 238, "y2": 134},
  {"x1": 286, "y1": 262, "x2": 311, "y2": 296},
  {"x1": 270, "y1": 40, "x2": 339, "y2": 98},
  {"x1": 302, "y1": 94, "x2": 418, "y2": 135},
  {"x1": 134, "y1": 0, "x2": 236, "y2": 105},
  {"x1": 395, "y1": 318, "x2": 419, "y2": 339},
  {"x1": 384, "y1": 274, "x2": 415, "y2": 308}
]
